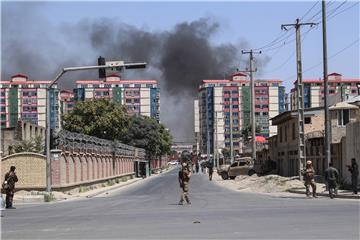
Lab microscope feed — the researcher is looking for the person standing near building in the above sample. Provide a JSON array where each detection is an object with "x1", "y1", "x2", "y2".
[
  {"x1": 325, "y1": 162, "x2": 339, "y2": 199},
  {"x1": 3, "y1": 166, "x2": 18, "y2": 209},
  {"x1": 208, "y1": 161, "x2": 214, "y2": 181},
  {"x1": 178, "y1": 162, "x2": 192, "y2": 205},
  {"x1": 347, "y1": 158, "x2": 359, "y2": 194},
  {"x1": 302, "y1": 161, "x2": 317, "y2": 198}
]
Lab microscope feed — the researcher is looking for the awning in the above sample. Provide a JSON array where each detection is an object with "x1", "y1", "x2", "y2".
[
  {"x1": 255, "y1": 136, "x2": 268, "y2": 143},
  {"x1": 329, "y1": 102, "x2": 359, "y2": 110}
]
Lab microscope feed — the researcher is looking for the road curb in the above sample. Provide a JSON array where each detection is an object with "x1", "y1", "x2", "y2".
[
  {"x1": 288, "y1": 189, "x2": 360, "y2": 199},
  {"x1": 85, "y1": 178, "x2": 142, "y2": 198}
]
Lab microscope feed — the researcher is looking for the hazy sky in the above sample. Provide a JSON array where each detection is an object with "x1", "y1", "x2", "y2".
[{"x1": 1, "y1": 1, "x2": 359, "y2": 142}]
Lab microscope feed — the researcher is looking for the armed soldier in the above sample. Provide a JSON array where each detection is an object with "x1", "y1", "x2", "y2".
[
  {"x1": 178, "y1": 151, "x2": 192, "y2": 205},
  {"x1": 347, "y1": 158, "x2": 359, "y2": 194},
  {"x1": 325, "y1": 162, "x2": 339, "y2": 199},
  {"x1": 3, "y1": 166, "x2": 18, "y2": 209},
  {"x1": 302, "y1": 161, "x2": 317, "y2": 198}
]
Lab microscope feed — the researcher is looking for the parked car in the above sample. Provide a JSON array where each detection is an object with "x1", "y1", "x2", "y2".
[
  {"x1": 167, "y1": 160, "x2": 179, "y2": 166},
  {"x1": 251, "y1": 159, "x2": 277, "y2": 176},
  {"x1": 217, "y1": 157, "x2": 255, "y2": 180}
]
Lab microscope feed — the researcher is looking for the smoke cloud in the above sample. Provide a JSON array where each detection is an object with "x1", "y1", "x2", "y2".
[{"x1": 1, "y1": 2, "x2": 271, "y2": 142}]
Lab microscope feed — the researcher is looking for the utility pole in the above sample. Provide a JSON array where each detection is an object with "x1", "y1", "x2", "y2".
[
  {"x1": 241, "y1": 50, "x2": 261, "y2": 162},
  {"x1": 322, "y1": 0, "x2": 331, "y2": 170},
  {"x1": 282, "y1": 19, "x2": 316, "y2": 180}
]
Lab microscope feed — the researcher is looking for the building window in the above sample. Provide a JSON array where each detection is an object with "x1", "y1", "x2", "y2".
[
  {"x1": 337, "y1": 109, "x2": 350, "y2": 126},
  {"x1": 279, "y1": 127, "x2": 283, "y2": 143},
  {"x1": 305, "y1": 117, "x2": 311, "y2": 124},
  {"x1": 292, "y1": 122, "x2": 296, "y2": 140}
]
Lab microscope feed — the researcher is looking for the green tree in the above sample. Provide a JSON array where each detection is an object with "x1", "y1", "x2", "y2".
[
  {"x1": 13, "y1": 135, "x2": 44, "y2": 154},
  {"x1": 241, "y1": 124, "x2": 261, "y2": 142},
  {"x1": 158, "y1": 124, "x2": 172, "y2": 156},
  {"x1": 121, "y1": 116, "x2": 172, "y2": 159},
  {"x1": 221, "y1": 148, "x2": 231, "y2": 159},
  {"x1": 62, "y1": 99, "x2": 130, "y2": 140}
]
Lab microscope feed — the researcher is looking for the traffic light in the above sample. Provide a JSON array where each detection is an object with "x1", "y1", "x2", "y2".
[{"x1": 98, "y1": 56, "x2": 106, "y2": 79}]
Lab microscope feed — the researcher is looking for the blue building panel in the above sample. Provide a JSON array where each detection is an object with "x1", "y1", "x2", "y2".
[
  {"x1": 278, "y1": 86, "x2": 286, "y2": 113},
  {"x1": 206, "y1": 87, "x2": 214, "y2": 153},
  {"x1": 74, "y1": 88, "x2": 85, "y2": 101},
  {"x1": 150, "y1": 88, "x2": 159, "y2": 121},
  {"x1": 49, "y1": 88, "x2": 59, "y2": 129},
  {"x1": 304, "y1": 85, "x2": 311, "y2": 109}
]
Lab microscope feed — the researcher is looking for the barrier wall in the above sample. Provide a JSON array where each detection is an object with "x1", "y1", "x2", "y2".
[{"x1": 1, "y1": 130, "x2": 147, "y2": 190}]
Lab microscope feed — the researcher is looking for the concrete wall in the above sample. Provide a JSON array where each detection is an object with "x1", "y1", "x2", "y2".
[
  {"x1": 342, "y1": 122, "x2": 360, "y2": 184},
  {"x1": 1, "y1": 150, "x2": 141, "y2": 190},
  {"x1": 1, "y1": 152, "x2": 46, "y2": 189}
]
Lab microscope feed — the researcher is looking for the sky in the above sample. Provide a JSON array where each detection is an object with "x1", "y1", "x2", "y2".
[{"x1": 1, "y1": 0, "x2": 359, "y2": 142}]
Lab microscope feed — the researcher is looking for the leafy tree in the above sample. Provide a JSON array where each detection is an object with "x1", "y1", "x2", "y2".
[
  {"x1": 62, "y1": 99, "x2": 131, "y2": 140},
  {"x1": 241, "y1": 124, "x2": 261, "y2": 142},
  {"x1": 120, "y1": 116, "x2": 172, "y2": 159},
  {"x1": 221, "y1": 148, "x2": 231, "y2": 159},
  {"x1": 158, "y1": 124, "x2": 172, "y2": 156},
  {"x1": 13, "y1": 135, "x2": 44, "y2": 154}
]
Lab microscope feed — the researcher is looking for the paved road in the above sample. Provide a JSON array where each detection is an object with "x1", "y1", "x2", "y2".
[{"x1": 2, "y1": 168, "x2": 359, "y2": 239}]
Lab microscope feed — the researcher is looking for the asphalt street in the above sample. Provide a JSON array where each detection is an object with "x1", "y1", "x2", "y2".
[{"x1": 1, "y1": 167, "x2": 359, "y2": 240}]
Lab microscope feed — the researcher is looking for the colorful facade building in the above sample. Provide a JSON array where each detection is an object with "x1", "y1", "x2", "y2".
[
  {"x1": 0, "y1": 74, "x2": 60, "y2": 130},
  {"x1": 290, "y1": 73, "x2": 360, "y2": 110},
  {"x1": 59, "y1": 90, "x2": 75, "y2": 115},
  {"x1": 74, "y1": 74, "x2": 160, "y2": 121},
  {"x1": 197, "y1": 72, "x2": 286, "y2": 155}
]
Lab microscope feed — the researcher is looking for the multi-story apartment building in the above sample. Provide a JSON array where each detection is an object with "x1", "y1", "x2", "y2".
[
  {"x1": 0, "y1": 74, "x2": 60, "y2": 130},
  {"x1": 290, "y1": 72, "x2": 360, "y2": 110},
  {"x1": 74, "y1": 74, "x2": 160, "y2": 121},
  {"x1": 197, "y1": 72, "x2": 286, "y2": 155},
  {"x1": 194, "y1": 99, "x2": 200, "y2": 154},
  {"x1": 59, "y1": 90, "x2": 75, "y2": 115}
]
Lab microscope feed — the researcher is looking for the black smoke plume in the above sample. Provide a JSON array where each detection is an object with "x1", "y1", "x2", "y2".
[{"x1": 1, "y1": 2, "x2": 270, "y2": 142}]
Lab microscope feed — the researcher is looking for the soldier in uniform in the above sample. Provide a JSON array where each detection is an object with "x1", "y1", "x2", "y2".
[
  {"x1": 325, "y1": 162, "x2": 339, "y2": 199},
  {"x1": 208, "y1": 160, "x2": 214, "y2": 181},
  {"x1": 3, "y1": 166, "x2": 18, "y2": 209},
  {"x1": 347, "y1": 158, "x2": 359, "y2": 194},
  {"x1": 302, "y1": 160, "x2": 317, "y2": 198},
  {"x1": 178, "y1": 161, "x2": 192, "y2": 205}
]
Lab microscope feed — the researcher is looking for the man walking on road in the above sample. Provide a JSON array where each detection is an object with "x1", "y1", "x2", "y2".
[
  {"x1": 347, "y1": 158, "x2": 359, "y2": 194},
  {"x1": 325, "y1": 162, "x2": 339, "y2": 199},
  {"x1": 302, "y1": 161, "x2": 317, "y2": 198},
  {"x1": 178, "y1": 162, "x2": 191, "y2": 205}
]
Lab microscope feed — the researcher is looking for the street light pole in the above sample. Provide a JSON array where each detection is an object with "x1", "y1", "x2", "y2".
[
  {"x1": 230, "y1": 93, "x2": 234, "y2": 163},
  {"x1": 46, "y1": 61, "x2": 146, "y2": 193}
]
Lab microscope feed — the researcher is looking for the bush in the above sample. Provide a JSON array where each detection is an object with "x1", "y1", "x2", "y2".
[{"x1": 44, "y1": 192, "x2": 55, "y2": 202}]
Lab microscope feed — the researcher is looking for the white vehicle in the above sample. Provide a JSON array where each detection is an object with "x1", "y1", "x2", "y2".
[{"x1": 167, "y1": 160, "x2": 179, "y2": 166}]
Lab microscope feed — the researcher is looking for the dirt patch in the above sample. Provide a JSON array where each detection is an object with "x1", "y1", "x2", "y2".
[{"x1": 213, "y1": 173, "x2": 326, "y2": 193}]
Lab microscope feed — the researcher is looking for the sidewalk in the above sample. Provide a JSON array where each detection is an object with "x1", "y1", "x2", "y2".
[{"x1": 288, "y1": 187, "x2": 360, "y2": 199}]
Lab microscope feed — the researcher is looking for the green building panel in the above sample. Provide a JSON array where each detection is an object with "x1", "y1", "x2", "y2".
[
  {"x1": 8, "y1": 88, "x2": 18, "y2": 127},
  {"x1": 112, "y1": 87, "x2": 122, "y2": 104},
  {"x1": 241, "y1": 86, "x2": 251, "y2": 111}
]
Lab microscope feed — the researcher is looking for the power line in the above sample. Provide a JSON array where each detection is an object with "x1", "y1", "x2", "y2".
[
  {"x1": 255, "y1": 1, "x2": 340, "y2": 52},
  {"x1": 327, "y1": 0, "x2": 348, "y2": 18},
  {"x1": 300, "y1": 1, "x2": 320, "y2": 21},
  {"x1": 253, "y1": 1, "x2": 326, "y2": 51},
  {"x1": 328, "y1": 1, "x2": 359, "y2": 21},
  {"x1": 284, "y1": 38, "x2": 359, "y2": 81}
]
